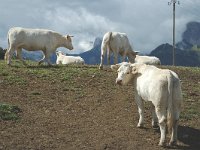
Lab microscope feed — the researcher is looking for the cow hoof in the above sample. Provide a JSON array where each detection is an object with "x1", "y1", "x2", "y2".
[
  {"x1": 169, "y1": 141, "x2": 177, "y2": 146},
  {"x1": 137, "y1": 124, "x2": 144, "y2": 128},
  {"x1": 158, "y1": 142, "x2": 165, "y2": 147},
  {"x1": 99, "y1": 66, "x2": 103, "y2": 70},
  {"x1": 152, "y1": 124, "x2": 159, "y2": 129}
]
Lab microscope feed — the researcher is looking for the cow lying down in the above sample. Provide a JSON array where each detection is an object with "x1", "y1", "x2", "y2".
[
  {"x1": 111, "y1": 62, "x2": 182, "y2": 146},
  {"x1": 135, "y1": 55, "x2": 161, "y2": 65},
  {"x1": 56, "y1": 51, "x2": 85, "y2": 65}
]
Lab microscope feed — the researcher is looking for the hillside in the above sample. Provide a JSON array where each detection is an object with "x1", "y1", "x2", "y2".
[{"x1": 0, "y1": 60, "x2": 200, "y2": 150}]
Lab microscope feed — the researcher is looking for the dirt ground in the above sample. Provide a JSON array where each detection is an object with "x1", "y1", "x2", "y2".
[{"x1": 0, "y1": 63, "x2": 200, "y2": 150}]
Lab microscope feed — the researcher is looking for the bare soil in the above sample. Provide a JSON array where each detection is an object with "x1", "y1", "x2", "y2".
[{"x1": 0, "y1": 63, "x2": 200, "y2": 150}]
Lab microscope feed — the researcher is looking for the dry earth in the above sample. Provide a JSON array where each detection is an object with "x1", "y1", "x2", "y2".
[{"x1": 0, "y1": 61, "x2": 200, "y2": 150}]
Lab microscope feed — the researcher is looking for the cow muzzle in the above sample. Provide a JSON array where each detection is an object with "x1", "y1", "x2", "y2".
[
  {"x1": 69, "y1": 46, "x2": 74, "y2": 50},
  {"x1": 116, "y1": 79, "x2": 122, "y2": 85}
]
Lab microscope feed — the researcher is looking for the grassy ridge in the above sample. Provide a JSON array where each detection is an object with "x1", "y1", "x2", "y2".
[{"x1": 0, "y1": 60, "x2": 199, "y2": 123}]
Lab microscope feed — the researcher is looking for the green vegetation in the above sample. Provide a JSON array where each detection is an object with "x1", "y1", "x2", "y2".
[
  {"x1": 192, "y1": 45, "x2": 200, "y2": 52},
  {"x1": 0, "y1": 103, "x2": 21, "y2": 121}
]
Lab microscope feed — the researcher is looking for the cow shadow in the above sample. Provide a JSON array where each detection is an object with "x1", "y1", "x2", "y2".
[
  {"x1": 176, "y1": 125, "x2": 200, "y2": 150},
  {"x1": 152, "y1": 125, "x2": 200, "y2": 150}
]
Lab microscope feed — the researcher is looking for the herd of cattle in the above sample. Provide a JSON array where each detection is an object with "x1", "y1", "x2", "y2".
[{"x1": 3, "y1": 27, "x2": 182, "y2": 147}]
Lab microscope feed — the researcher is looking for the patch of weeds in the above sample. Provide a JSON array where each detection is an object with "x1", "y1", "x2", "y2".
[
  {"x1": 0, "y1": 103, "x2": 22, "y2": 121},
  {"x1": 31, "y1": 91, "x2": 41, "y2": 95},
  {"x1": 61, "y1": 74, "x2": 72, "y2": 82},
  {"x1": 4, "y1": 75, "x2": 27, "y2": 85},
  {"x1": 181, "y1": 107, "x2": 200, "y2": 121},
  {"x1": 63, "y1": 88, "x2": 70, "y2": 91},
  {"x1": 0, "y1": 71, "x2": 9, "y2": 76},
  {"x1": 75, "y1": 90, "x2": 86, "y2": 99}
]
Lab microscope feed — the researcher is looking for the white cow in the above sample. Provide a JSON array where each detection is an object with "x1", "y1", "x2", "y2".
[
  {"x1": 99, "y1": 32, "x2": 137, "y2": 69},
  {"x1": 56, "y1": 51, "x2": 84, "y2": 65},
  {"x1": 5, "y1": 27, "x2": 74, "y2": 65},
  {"x1": 111, "y1": 62, "x2": 182, "y2": 146},
  {"x1": 135, "y1": 55, "x2": 161, "y2": 65}
]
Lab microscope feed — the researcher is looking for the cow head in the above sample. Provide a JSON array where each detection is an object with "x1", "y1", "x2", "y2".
[
  {"x1": 56, "y1": 51, "x2": 65, "y2": 56},
  {"x1": 111, "y1": 62, "x2": 139, "y2": 85},
  {"x1": 127, "y1": 51, "x2": 139, "y2": 63},
  {"x1": 64, "y1": 35, "x2": 74, "y2": 50}
]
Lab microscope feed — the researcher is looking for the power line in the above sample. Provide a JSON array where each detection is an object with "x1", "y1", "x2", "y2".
[{"x1": 168, "y1": 0, "x2": 180, "y2": 66}]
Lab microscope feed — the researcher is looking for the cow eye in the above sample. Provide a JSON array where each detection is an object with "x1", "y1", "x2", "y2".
[{"x1": 127, "y1": 72, "x2": 130, "y2": 74}]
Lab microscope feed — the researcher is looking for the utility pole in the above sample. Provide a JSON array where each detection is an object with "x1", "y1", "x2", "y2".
[{"x1": 168, "y1": 0, "x2": 180, "y2": 66}]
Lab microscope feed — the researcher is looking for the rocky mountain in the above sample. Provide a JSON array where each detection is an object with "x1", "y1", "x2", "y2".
[
  {"x1": 150, "y1": 43, "x2": 200, "y2": 67},
  {"x1": 177, "y1": 21, "x2": 200, "y2": 50},
  {"x1": 79, "y1": 37, "x2": 102, "y2": 65},
  {"x1": 151, "y1": 21, "x2": 200, "y2": 67}
]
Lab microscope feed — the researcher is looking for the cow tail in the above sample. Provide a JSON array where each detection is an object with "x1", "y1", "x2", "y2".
[{"x1": 167, "y1": 72, "x2": 174, "y2": 134}]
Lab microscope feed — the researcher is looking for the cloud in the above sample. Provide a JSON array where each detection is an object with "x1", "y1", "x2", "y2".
[
  {"x1": 43, "y1": 6, "x2": 120, "y2": 53},
  {"x1": 0, "y1": 0, "x2": 199, "y2": 54}
]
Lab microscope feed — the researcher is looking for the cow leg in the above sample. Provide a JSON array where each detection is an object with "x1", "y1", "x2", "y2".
[
  {"x1": 38, "y1": 51, "x2": 46, "y2": 65},
  {"x1": 107, "y1": 47, "x2": 110, "y2": 65},
  {"x1": 151, "y1": 104, "x2": 158, "y2": 128},
  {"x1": 6, "y1": 47, "x2": 15, "y2": 65},
  {"x1": 121, "y1": 52, "x2": 126, "y2": 62},
  {"x1": 113, "y1": 51, "x2": 118, "y2": 64},
  {"x1": 121, "y1": 55, "x2": 126, "y2": 62},
  {"x1": 135, "y1": 95, "x2": 144, "y2": 128},
  {"x1": 169, "y1": 120, "x2": 178, "y2": 146},
  {"x1": 99, "y1": 44, "x2": 107, "y2": 69},
  {"x1": 45, "y1": 51, "x2": 52, "y2": 66},
  {"x1": 16, "y1": 48, "x2": 26, "y2": 65},
  {"x1": 155, "y1": 107, "x2": 167, "y2": 146}
]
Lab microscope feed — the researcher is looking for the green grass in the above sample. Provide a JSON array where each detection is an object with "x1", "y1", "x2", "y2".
[{"x1": 0, "y1": 103, "x2": 21, "y2": 121}]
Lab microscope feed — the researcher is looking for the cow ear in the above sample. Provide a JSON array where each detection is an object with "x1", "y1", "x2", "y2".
[
  {"x1": 66, "y1": 35, "x2": 74, "y2": 38},
  {"x1": 134, "y1": 51, "x2": 139, "y2": 55},
  {"x1": 111, "y1": 64, "x2": 120, "y2": 71},
  {"x1": 131, "y1": 65, "x2": 138, "y2": 74}
]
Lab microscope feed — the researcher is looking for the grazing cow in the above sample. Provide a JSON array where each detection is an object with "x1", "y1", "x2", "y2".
[
  {"x1": 56, "y1": 51, "x2": 84, "y2": 65},
  {"x1": 111, "y1": 62, "x2": 182, "y2": 146},
  {"x1": 5, "y1": 27, "x2": 74, "y2": 65},
  {"x1": 99, "y1": 32, "x2": 137, "y2": 69},
  {"x1": 135, "y1": 55, "x2": 161, "y2": 65}
]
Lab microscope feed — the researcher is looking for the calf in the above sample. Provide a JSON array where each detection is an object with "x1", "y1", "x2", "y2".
[
  {"x1": 111, "y1": 62, "x2": 182, "y2": 146},
  {"x1": 56, "y1": 51, "x2": 84, "y2": 65},
  {"x1": 135, "y1": 55, "x2": 161, "y2": 65}
]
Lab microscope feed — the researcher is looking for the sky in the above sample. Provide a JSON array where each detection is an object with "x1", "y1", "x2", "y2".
[{"x1": 0, "y1": 0, "x2": 200, "y2": 54}]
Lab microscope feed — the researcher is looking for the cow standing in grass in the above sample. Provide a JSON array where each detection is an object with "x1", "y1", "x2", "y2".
[
  {"x1": 111, "y1": 62, "x2": 182, "y2": 146},
  {"x1": 5, "y1": 27, "x2": 74, "y2": 65},
  {"x1": 99, "y1": 32, "x2": 137, "y2": 69}
]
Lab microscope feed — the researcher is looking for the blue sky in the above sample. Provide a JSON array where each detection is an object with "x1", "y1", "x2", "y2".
[{"x1": 0, "y1": 0, "x2": 200, "y2": 54}]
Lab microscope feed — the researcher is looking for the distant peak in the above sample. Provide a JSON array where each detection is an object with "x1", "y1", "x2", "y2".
[{"x1": 93, "y1": 37, "x2": 102, "y2": 48}]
